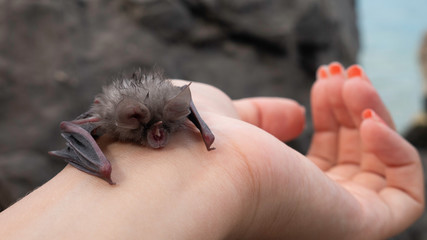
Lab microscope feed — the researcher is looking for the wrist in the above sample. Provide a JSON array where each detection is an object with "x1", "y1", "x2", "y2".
[
  {"x1": 0, "y1": 132, "x2": 251, "y2": 240},
  {"x1": 101, "y1": 136, "x2": 251, "y2": 239}
]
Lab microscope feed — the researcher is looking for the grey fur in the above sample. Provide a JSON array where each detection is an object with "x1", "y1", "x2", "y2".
[
  {"x1": 49, "y1": 69, "x2": 214, "y2": 184},
  {"x1": 89, "y1": 69, "x2": 191, "y2": 146}
]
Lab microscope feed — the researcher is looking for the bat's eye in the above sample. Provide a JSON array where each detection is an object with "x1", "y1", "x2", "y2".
[{"x1": 115, "y1": 98, "x2": 150, "y2": 129}]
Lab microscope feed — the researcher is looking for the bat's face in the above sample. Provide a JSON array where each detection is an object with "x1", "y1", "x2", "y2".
[{"x1": 108, "y1": 83, "x2": 192, "y2": 148}]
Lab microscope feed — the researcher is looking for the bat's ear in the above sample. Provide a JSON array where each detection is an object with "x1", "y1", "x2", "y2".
[
  {"x1": 163, "y1": 84, "x2": 191, "y2": 121},
  {"x1": 115, "y1": 97, "x2": 151, "y2": 129}
]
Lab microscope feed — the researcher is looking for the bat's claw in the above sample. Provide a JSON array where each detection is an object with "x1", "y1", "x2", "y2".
[
  {"x1": 203, "y1": 133, "x2": 215, "y2": 151},
  {"x1": 104, "y1": 178, "x2": 116, "y2": 185}
]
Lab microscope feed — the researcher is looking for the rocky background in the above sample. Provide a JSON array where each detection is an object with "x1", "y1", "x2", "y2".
[
  {"x1": 0, "y1": 0, "x2": 425, "y2": 239},
  {"x1": 400, "y1": 33, "x2": 427, "y2": 240}
]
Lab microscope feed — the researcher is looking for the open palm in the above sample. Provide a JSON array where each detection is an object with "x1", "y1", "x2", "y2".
[
  {"x1": 203, "y1": 63, "x2": 425, "y2": 239},
  {"x1": 307, "y1": 63, "x2": 424, "y2": 238}
]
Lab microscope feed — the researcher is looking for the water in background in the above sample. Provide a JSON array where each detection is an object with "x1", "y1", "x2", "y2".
[{"x1": 357, "y1": 0, "x2": 427, "y2": 133}]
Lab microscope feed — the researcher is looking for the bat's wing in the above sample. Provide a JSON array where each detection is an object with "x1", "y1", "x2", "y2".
[
  {"x1": 49, "y1": 121, "x2": 115, "y2": 185},
  {"x1": 188, "y1": 100, "x2": 215, "y2": 151}
]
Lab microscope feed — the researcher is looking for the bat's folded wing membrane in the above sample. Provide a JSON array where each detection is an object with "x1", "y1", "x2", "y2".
[
  {"x1": 188, "y1": 100, "x2": 215, "y2": 151},
  {"x1": 49, "y1": 121, "x2": 115, "y2": 185}
]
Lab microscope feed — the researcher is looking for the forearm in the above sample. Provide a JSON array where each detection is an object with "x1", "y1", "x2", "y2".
[{"x1": 0, "y1": 137, "x2": 244, "y2": 240}]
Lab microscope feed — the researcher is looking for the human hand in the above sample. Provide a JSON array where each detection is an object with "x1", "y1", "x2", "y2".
[
  {"x1": 231, "y1": 63, "x2": 424, "y2": 239},
  {"x1": 166, "y1": 63, "x2": 424, "y2": 239},
  {"x1": 0, "y1": 63, "x2": 423, "y2": 240},
  {"x1": 305, "y1": 63, "x2": 425, "y2": 238}
]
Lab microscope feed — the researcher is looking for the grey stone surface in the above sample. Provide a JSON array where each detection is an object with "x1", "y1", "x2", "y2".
[
  {"x1": 0, "y1": 151, "x2": 64, "y2": 210},
  {"x1": 390, "y1": 151, "x2": 427, "y2": 240},
  {"x1": 0, "y1": 0, "x2": 359, "y2": 215},
  {"x1": 398, "y1": 32, "x2": 427, "y2": 240}
]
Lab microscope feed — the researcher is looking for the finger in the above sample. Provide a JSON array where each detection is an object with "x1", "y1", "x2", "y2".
[
  {"x1": 324, "y1": 63, "x2": 363, "y2": 167},
  {"x1": 360, "y1": 112, "x2": 424, "y2": 234},
  {"x1": 329, "y1": 65, "x2": 396, "y2": 178},
  {"x1": 233, "y1": 97, "x2": 305, "y2": 142},
  {"x1": 361, "y1": 112, "x2": 423, "y2": 202},
  {"x1": 343, "y1": 65, "x2": 396, "y2": 130},
  {"x1": 307, "y1": 65, "x2": 340, "y2": 170},
  {"x1": 312, "y1": 64, "x2": 393, "y2": 173},
  {"x1": 325, "y1": 62, "x2": 355, "y2": 127}
]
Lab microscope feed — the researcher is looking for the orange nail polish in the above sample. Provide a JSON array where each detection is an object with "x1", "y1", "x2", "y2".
[
  {"x1": 347, "y1": 65, "x2": 363, "y2": 79},
  {"x1": 317, "y1": 67, "x2": 328, "y2": 79},
  {"x1": 362, "y1": 109, "x2": 374, "y2": 119},
  {"x1": 329, "y1": 62, "x2": 343, "y2": 75},
  {"x1": 362, "y1": 109, "x2": 386, "y2": 125}
]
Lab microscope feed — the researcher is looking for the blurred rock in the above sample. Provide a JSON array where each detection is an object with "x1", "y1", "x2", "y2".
[
  {"x1": 405, "y1": 113, "x2": 427, "y2": 149},
  {"x1": 405, "y1": 32, "x2": 427, "y2": 149},
  {"x1": 390, "y1": 151, "x2": 427, "y2": 240},
  {"x1": 0, "y1": 0, "x2": 358, "y2": 207},
  {"x1": 399, "y1": 32, "x2": 427, "y2": 239},
  {"x1": 0, "y1": 151, "x2": 64, "y2": 210}
]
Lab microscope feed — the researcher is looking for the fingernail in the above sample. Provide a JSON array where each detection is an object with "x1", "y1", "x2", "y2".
[
  {"x1": 347, "y1": 65, "x2": 363, "y2": 79},
  {"x1": 316, "y1": 66, "x2": 328, "y2": 79},
  {"x1": 362, "y1": 109, "x2": 386, "y2": 125},
  {"x1": 329, "y1": 62, "x2": 343, "y2": 75}
]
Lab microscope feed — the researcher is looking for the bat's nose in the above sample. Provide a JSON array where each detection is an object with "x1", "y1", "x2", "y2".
[
  {"x1": 153, "y1": 121, "x2": 163, "y2": 139},
  {"x1": 147, "y1": 121, "x2": 168, "y2": 148}
]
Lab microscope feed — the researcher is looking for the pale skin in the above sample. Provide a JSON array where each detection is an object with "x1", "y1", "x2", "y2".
[{"x1": 0, "y1": 62, "x2": 423, "y2": 239}]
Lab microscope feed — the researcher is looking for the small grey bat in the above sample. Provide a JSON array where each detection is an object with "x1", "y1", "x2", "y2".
[{"x1": 49, "y1": 69, "x2": 215, "y2": 185}]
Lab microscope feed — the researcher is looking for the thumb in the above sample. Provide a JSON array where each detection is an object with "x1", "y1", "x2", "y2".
[{"x1": 233, "y1": 97, "x2": 305, "y2": 142}]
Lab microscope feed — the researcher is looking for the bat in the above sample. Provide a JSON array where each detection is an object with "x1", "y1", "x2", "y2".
[{"x1": 49, "y1": 69, "x2": 215, "y2": 185}]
